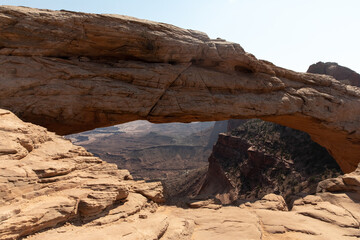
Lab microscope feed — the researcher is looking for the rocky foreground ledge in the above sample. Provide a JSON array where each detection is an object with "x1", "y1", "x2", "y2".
[
  {"x1": 0, "y1": 109, "x2": 359, "y2": 240},
  {"x1": 0, "y1": 109, "x2": 164, "y2": 239}
]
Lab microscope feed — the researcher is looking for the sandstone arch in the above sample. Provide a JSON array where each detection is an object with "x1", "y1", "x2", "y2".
[{"x1": 0, "y1": 6, "x2": 359, "y2": 173}]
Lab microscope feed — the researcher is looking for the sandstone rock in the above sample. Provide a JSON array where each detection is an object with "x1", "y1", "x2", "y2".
[
  {"x1": 130, "y1": 180, "x2": 165, "y2": 203},
  {"x1": 22, "y1": 200, "x2": 360, "y2": 240},
  {"x1": 343, "y1": 174, "x2": 360, "y2": 186},
  {"x1": 251, "y1": 167, "x2": 360, "y2": 239},
  {"x1": 296, "y1": 202, "x2": 359, "y2": 228},
  {"x1": 0, "y1": 6, "x2": 359, "y2": 172},
  {"x1": 0, "y1": 108, "x2": 357, "y2": 240},
  {"x1": 77, "y1": 180, "x2": 129, "y2": 218},
  {"x1": 317, "y1": 177, "x2": 348, "y2": 192},
  {"x1": 157, "y1": 206, "x2": 263, "y2": 240},
  {"x1": 187, "y1": 199, "x2": 221, "y2": 209},
  {"x1": 293, "y1": 197, "x2": 359, "y2": 228},
  {"x1": 293, "y1": 195, "x2": 323, "y2": 205},
  {"x1": 342, "y1": 164, "x2": 360, "y2": 187},
  {"x1": 308, "y1": 62, "x2": 360, "y2": 87},
  {"x1": 26, "y1": 214, "x2": 170, "y2": 240},
  {"x1": 188, "y1": 199, "x2": 214, "y2": 208},
  {"x1": 319, "y1": 192, "x2": 360, "y2": 225},
  {"x1": 317, "y1": 163, "x2": 360, "y2": 193},
  {"x1": 89, "y1": 193, "x2": 148, "y2": 226},
  {"x1": 1, "y1": 5, "x2": 360, "y2": 240},
  {"x1": 1, "y1": 109, "x2": 359, "y2": 239},
  {"x1": 160, "y1": 216, "x2": 195, "y2": 240},
  {"x1": 0, "y1": 197, "x2": 77, "y2": 240},
  {"x1": 250, "y1": 193, "x2": 288, "y2": 211},
  {"x1": 0, "y1": 109, "x2": 164, "y2": 239},
  {"x1": 255, "y1": 208, "x2": 360, "y2": 239}
]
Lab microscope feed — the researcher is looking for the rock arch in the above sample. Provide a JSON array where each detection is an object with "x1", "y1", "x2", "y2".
[{"x1": 0, "y1": 6, "x2": 359, "y2": 173}]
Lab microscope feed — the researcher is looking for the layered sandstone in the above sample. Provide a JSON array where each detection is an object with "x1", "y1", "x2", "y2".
[
  {"x1": 0, "y1": 6, "x2": 359, "y2": 172},
  {"x1": 0, "y1": 109, "x2": 164, "y2": 240}
]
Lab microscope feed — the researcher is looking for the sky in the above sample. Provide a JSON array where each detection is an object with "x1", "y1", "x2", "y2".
[{"x1": 0, "y1": 0, "x2": 359, "y2": 73}]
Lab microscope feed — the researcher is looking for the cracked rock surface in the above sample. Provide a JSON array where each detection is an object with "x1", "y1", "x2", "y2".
[
  {"x1": 0, "y1": 109, "x2": 164, "y2": 240},
  {"x1": 0, "y1": 6, "x2": 359, "y2": 172}
]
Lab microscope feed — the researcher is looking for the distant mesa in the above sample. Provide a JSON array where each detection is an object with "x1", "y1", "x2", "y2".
[{"x1": 308, "y1": 62, "x2": 360, "y2": 87}]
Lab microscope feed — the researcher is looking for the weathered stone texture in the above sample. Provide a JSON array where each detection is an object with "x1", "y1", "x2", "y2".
[
  {"x1": 0, "y1": 109, "x2": 164, "y2": 239},
  {"x1": 0, "y1": 6, "x2": 359, "y2": 172}
]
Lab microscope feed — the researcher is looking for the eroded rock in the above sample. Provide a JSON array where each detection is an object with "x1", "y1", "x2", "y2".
[
  {"x1": 0, "y1": 109, "x2": 358, "y2": 240},
  {"x1": 317, "y1": 163, "x2": 360, "y2": 193},
  {"x1": 130, "y1": 180, "x2": 165, "y2": 203},
  {"x1": 0, "y1": 6, "x2": 359, "y2": 172},
  {"x1": 308, "y1": 62, "x2": 360, "y2": 87},
  {"x1": 250, "y1": 194, "x2": 288, "y2": 211},
  {"x1": 0, "y1": 110, "x2": 164, "y2": 239}
]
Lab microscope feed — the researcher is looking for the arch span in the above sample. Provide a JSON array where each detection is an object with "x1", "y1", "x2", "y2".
[{"x1": 0, "y1": 6, "x2": 359, "y2": 173}]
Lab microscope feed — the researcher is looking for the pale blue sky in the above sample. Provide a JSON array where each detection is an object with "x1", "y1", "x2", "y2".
[{"x1": 1, "y1": 0, "x2": 359, "y2": 73}]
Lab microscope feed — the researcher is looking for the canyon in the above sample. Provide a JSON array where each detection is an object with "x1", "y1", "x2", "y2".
[
  {"x1": 67, "y1": 121, "x2": 217, "y2": 180},
  {"x1": 0, "y1": 5, "x2": 360, "y2": 240},
  {"x1": 196, "y1": 62, "x2": 360, "y2": 205},
  {"x1": 1, "y1": 109, "x2": 360, "y2": 240}
]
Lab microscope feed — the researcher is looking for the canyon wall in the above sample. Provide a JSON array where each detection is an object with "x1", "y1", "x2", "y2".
[{"x1": 200, "y1": 120, "x2": 341, "y2": 204}]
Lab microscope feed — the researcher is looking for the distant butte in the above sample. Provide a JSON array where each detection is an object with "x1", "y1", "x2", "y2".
[
  {"x1": 0, "y1": 6, "x2": 359, "y2": 172},
  {"x1": 308, "y1": 62, "x2": 360, "y2": 87}
]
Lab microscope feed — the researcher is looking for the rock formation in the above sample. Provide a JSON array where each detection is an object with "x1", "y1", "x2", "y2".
[
  {"x1": 0, "y1": 109, "x2": 164, "y2": 239},
  {"x1": 198, "y1": 62, "x2": 359, "y2": 202},
  {"x1": 198, "y1": 120, "x2": 341, "y2": 205},
  {"x1": 308, "y1": 62, "x2": 360, "y2": 87},
  {"x1": 1, "y1": 108, "x2": 359, "y2": 239},
  {"x1": 0, "y1": 6, "x2": 359, "y2": 172}
]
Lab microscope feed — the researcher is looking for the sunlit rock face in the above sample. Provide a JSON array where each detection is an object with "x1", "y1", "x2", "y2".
[
  {"x1": 0, "y1": 109, "x2": 165, "y2": 239},
  {"x1": 200, "y1": 62, "x2": 359, "y2": 202},
  {"x1": 0, "y1": 6, "x2": 359, "y2": 173}
]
